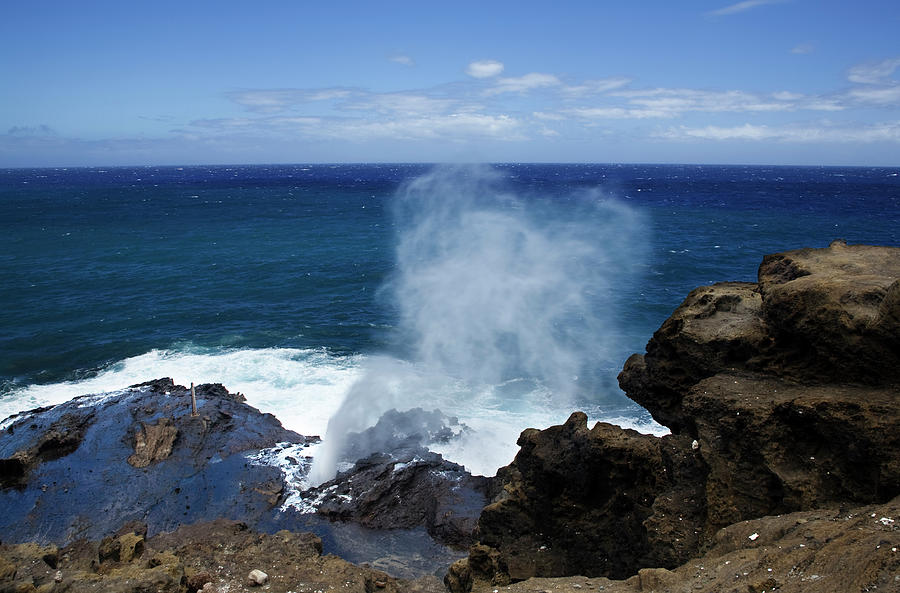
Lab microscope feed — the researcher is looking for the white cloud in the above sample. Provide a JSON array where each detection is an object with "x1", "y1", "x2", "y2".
[
  {"x1": 707, "y1": 0, "x2": 787, "y2": 16},
  {"x1": 662, "y1": 123, "x2": 778, "y2": 140},
  {"x1": 466, "y1": 60, "x2": 505, "y2": 79},
  {"x1": 566, "y1": 107, "x2": 669, "y2": 119},
  {"x1": 659, "y1": 121, "x2": 900, "y2": 143},
  {"x1": 611, "y1": 88, "x2": 799, "y2": 116},
  {"x1": 772, "y1": 91, "x2": 802, "y2": 101},
  {"x1": 532, "y1": 111, "x2": 566, "y2": 121},
  {"x1": 847, "y1": 57, "x2": 900, "y2": 84},
  {"x1": 390, "y1": 54, "x2": 415, "y2": 67},
  {"x1": 340, "y1": 93, "x2": 456, "y2": 115},
  {"x1": 560, "y1": 77, "x2": 632, "y2": 96},
  {"x1": 486, "y1": 73, "x2": 562, "y2": 95},
  {"x1": 227, "y1": 88, "x2": 354, "y2": 113},
  {"x1": 848, "y1": 85, "x2": 900, "y2": 105},
  {"x1": 349, "y1": 113, "x2": 524, "y2": 142},
  {"x1": 190, "y1": 112, "x2": 525, "y2": 143},
  {"x1": 791, "y1": 43, "x2": 814, "y2": 55}
]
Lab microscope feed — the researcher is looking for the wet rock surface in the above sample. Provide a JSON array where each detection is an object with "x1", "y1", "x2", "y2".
[
  {"x1": 307, "y1": 408, "x2": 491, "y2": 548},
  {"x1": 0, "y1": 378, "x2": 309, "y2": 544},
  {"x1": 449, "y1": 242, "x2": 900, "y2": 591}
]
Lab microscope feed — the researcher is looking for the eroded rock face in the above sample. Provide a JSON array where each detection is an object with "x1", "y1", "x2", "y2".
[
  {"x1": 686, "y1": 375, "x2": 900, "y2": 532},
  {"x1": 449, "y1": 242, "x2": 900, "y2": 591},
  {"x1": 757, "y1": 243, "x2": 900, "y2": 384},
  {"x1": 620, "y1": 242, "x2": 900, "y2": 532},
  {"x1": 448, "y1": 413, "x2": 705, "y2": 588},
  {"x1": 127, "y1": 417, "x2": 178, "y2": 468},
  {"x1": 475, "y1": 413, "x2": 706, "y2": 581}
]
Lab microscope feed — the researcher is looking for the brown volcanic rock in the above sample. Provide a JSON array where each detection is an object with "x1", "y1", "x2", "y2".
[
  {"x1": 127, "y1": 417, "x2": 178, "y2": 468},
  {"x1": 0, "y1": 520, "x2": 435, "y2": 593},
  {"x1": 685, "y1": 374, "x2": 900, "y2": 533},
  {"x1": 453, "y1": 412, "x2": 706, "y2": 587},
  {"x1": 619, "y1": 281, "x2": 769, "y2": 432},
  {"x1": 469, "y1": 495, "x2": 900, "y2": 593},
  {"x1": 756, "y1": 242, "x2": 900, "y2": 384},
  {"x1": 620, "y1": 241, "x2": 900, "y2": 433},
  {"x1": 449, "y1": 242, "x2": 900, "y2": 591}
]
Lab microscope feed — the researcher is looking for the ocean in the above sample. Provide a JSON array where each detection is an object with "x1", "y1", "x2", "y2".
[{"x1": 2, "y1": 163, "x2": 898, "y2": 478}]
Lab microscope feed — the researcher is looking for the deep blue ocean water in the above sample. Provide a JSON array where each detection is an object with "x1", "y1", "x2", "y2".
[{"x1": 2, "y1": 163, "x2": 899, "y2": 475}]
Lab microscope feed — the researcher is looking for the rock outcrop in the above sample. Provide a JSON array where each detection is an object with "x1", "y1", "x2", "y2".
[
  {"x1": 0, "y1": 381, "x2": 484, "y2": 578},
  {"x1": 0, "y1": 378, "x2": 309, "y2": 544},
  {"x1": 448, "y1": 241, "x2": 900, "y2": 591},
  {"x1": 307, "y1": 408, "x2": 491, "y2": 548}
]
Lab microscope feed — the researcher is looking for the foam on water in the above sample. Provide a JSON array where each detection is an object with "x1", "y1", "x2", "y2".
[
  {"x1": 0, "y1": 344, "x2": 667, "y2": 477},
  {"x1": 0, "y1": 346, "x2": 362, "y2": 437}
]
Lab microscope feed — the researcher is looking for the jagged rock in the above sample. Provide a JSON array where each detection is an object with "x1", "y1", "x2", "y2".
[
  {"x1": 685, "y1": 374, "x2": 900, "y2": 532},
  {"x1": 450, "y1": 243, "x2": 900, "y2": 590},
  {"x1": 0, "y1": 383, "x2": 473, "y2": 578},
  {"x1": 619, "y1": 281, "x2": 769, "y2": 433},
  {"x1": 0, "y1": 410, "x2": 95, "y2": 489},
  {"x1": 98, "y1": 530, "x2": 145, "y2": 564},
  {"x1": 620, "y1": 242, "x2": 900, "y2": 532},
  {"x1": 185, "y1": 570, "x2": 213, "y2": 592},
  {"x1": 450, "y1": 412, "x2": 705, "y2": 586},
  {"x1": 148, "y1": 519, "x2": 402, "y2": 593},
  {"x1": 756, "y1": 242, "x2": 900, "y2": 384},
  {"x1": 312, "y1": 449, "x2": 490, "y2": 547},
  {"x1": 0, "y1": 519, "x2": 414, "y2": 593},
  {"x1": 307, "y1": 407, "x2": 489, "y2": 548}
]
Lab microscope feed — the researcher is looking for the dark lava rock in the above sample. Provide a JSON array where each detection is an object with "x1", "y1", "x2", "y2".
[
  {"x1": 308, "y1": 408, "x2": 491, "y2": 548},
  {"x1": 458, "y1": 412, "x2": 705, "y2": 583},
  {"x1": 313, "y1": 451, "x2": 490, "y2": 548},
  {"x1": 448, "y1": 242, "x2": 900, "y2": 591},
  {"x1": 0, "y1": 378, "x2": 310, "y2": 544}
]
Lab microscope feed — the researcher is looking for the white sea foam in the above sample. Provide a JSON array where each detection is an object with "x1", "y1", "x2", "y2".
[
  {"x1": 0, "y1": 347, "x2": 362, "y2": 437},
  {"x1": 1, "y1": 344, "x2": 665, "y2": 478}
]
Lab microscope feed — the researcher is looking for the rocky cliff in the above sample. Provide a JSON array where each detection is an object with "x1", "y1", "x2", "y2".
[{"x1": 448, "y1": 241, "x2": 900, "y2": 592}]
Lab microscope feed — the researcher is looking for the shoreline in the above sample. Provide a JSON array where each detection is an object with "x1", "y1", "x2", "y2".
[{"x1": 3, "y1": 242, "x2": 898, "y2": 592}]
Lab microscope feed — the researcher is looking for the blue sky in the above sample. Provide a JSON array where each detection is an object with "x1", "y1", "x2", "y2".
[{"x1": 2, "y1": 0, "x2": 899, "y2": 166}]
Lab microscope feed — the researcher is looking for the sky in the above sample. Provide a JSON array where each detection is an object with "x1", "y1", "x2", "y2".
[{"x1": 1, "y1": 0, "x2": 899, "y2": 167}]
